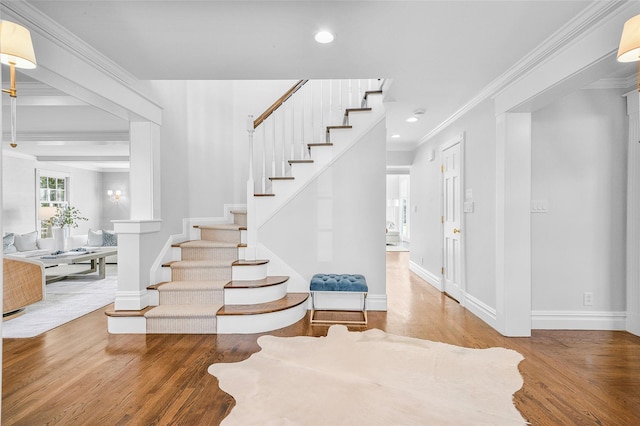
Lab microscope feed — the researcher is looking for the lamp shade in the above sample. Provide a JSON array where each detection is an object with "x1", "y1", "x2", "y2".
[
  {"x1": 38, "y1": 206, "x2": 57, "y2": 221},
  {"x1": 0, "y1": 20, "x2": 36, "y2": 69},
  {"x1": 618, "y1": 14, "x2": 640, "y2": 62}
]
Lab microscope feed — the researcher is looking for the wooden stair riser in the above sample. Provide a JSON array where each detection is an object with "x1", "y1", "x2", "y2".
[
  {"x1": 200, "y1": 228, "x2": 242, "y2": 244},
  {"x1": 181, "y1": 246, "x2": 238, "y2": 262}
]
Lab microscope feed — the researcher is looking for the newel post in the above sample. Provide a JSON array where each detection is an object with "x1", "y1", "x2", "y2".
[{"x1": 245, "y1": 115, "x2": 257, "y2": 260}]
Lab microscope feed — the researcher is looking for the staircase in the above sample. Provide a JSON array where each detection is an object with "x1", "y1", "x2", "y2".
[
  {"x1": 142, "y1": 211, "x2": 308, "y2": 334},
  {"x1": 106, "y1": 79, "x2": 384, "y2": 334}
]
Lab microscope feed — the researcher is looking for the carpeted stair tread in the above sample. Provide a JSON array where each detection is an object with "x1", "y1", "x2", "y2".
[
  {"x1": 145, "y1": 304, "x2": 222, "y2": 318},
  {"x1": 195, "y1": 224, "x2": 245, "y2": 231},
  {"x1": 232, "y1": 259, "x2": 269, "y2": 266},
  {"x1": 217, "y1": 293, "x2": 308, "y2": 316},
  {"x1": 176, "y1": 240, "x2": 239, "y2": 249},
  {"x1": 167, "y1": 260, "x2": 233, "y2": 269},
  {"x1": 158, "y1": 280, "x2": 228, "y2": 291},
  {"x1": 225, "y1": 276, "x2": 289, "y2": 289},
  {"x1": 105, "y1": 307, "x2": 153, "y2": 317}
]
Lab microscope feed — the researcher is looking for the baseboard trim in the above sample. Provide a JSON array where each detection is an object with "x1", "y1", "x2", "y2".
[
  {"x1": 408, "y1": 261, "x2": 442, "y2": 291},
  {"x1": 626, "y1": 312, "x2": 640, "y2": 337},
  {"x1": 114, "y1": 290, "x2": 150, "y2": 311},
  {"x1": 107, "y1": 315, "x2": 147, "y2": 334},
  {"x1": 366, "y1": 294, "x2": 388, "y2": 311},
  {"x1": 464, "y1": 293, "x2": 498, "y2": 328},
  {"x1": 532, "y1": 310, "x2": 626, "y2": 330}
]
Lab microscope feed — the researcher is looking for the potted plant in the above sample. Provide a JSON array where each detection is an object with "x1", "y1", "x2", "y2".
[{"x1": 47, "y1": 206, "x2": 88, "y2": 251}]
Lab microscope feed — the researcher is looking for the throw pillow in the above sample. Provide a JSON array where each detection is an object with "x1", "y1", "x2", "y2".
[
  {"x1": 102, "y1": 230, "x2": 118, "y2": 247},
  {"x1": 87, "y1": 229, "x2": 103, "y2": 246},
  {"x1": 3, "y1": 233, "x2": 17, "y2": 254},
  {"x1": 14, "y1": 231, "x2": 38, "y2": 252}
]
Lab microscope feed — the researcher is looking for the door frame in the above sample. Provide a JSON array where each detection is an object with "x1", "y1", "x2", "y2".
[{"x1": 440, "y1": 132, "x2": 466, "y2": 305}]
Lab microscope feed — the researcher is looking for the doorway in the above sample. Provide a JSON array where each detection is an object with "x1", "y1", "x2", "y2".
[
  {"x1": 386, "y1": 174, "x2": 410, "y2": 251},
  {"x1": 441, "y1": 136, "x2": 464, "y2": 302}
]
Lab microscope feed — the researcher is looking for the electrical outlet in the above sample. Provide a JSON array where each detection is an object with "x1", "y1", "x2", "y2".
[
  {"x1": 583, "y1": 292, "x2": 593, "y2": 306},
  {"x1": 421, "y1": 256, "x2": 424, "y2": 265}
]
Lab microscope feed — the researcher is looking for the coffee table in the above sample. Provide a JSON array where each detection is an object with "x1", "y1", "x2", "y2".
[{"x1": 39, "y1": 248, "x2": 117, "y2": 283}]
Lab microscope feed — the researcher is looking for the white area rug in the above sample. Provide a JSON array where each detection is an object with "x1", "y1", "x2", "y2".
[
  {"x1": 2, "y1": 269, "x2": 117, "y2": 338},
  {"x1": 208, "y1": 325, "x2": 526, "y2": 425}
]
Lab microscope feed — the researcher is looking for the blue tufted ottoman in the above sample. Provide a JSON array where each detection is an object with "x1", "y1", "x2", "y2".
[{"x1": 309, "y1": 274, "x2": 368, "y2": 325}]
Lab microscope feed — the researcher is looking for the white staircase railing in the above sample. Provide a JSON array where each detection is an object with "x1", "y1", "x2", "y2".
[{"x1": 245, "y1": 78, "x2": 382, "y2": 260}]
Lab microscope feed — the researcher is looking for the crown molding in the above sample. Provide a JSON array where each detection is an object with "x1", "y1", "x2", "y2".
[
  {"x1": 417, "y1": 0, "x2": 631, "y2": 147},
  {"x1": 1, "y1": 1, "x2": 161, "y2": 110},
  {"x1": 585, "y1": 73, "x2": 637, "y2": 90},
  {"x1": 1, "y1": 1, "x2": 138, "y2": 87}
]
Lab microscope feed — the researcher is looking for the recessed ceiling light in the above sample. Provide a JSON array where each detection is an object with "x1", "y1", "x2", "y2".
[
  {"x1": 391, "y1": 134, "x2": 401, "y2": 138},
  {"x1": 315, "y1": 31, "x2": 334, "y2": 44},
  {"x1": 406, "y1": 117, "x2": 418, "y2": 123}
]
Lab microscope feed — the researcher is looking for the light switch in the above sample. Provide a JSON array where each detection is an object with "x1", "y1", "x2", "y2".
[
  {"x1": 463, "y1": 201, "x2": 474, "y2": 213},
  {"x1": 465, "y1": 189, "x2": 473, "y2": 199}
]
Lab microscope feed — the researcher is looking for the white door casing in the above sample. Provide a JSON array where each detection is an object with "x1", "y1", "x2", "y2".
[{"x1": 441, "y1": 135, "x2": 464, "y2": 302}]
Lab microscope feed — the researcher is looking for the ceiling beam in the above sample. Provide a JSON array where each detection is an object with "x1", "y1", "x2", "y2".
[
  {"x1": 2, "y1": 131, "x2": 129, "y2": 142},
  {"x1": 36, "y1": 156, "x2": 129, "y2": 162}
]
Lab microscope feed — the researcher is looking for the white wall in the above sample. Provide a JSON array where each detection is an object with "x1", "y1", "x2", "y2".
[
  {"x1": 149, "y1": 80, "x2": 295, "y2": 222},
  {"x1": 2, "y1": 152, "x2": 103, "y2": 238},
  {"x1": 531, "y1": 88, "x2": 627, "y2": 315},
  {"x1": 102, "y1": 172, "x2": 130, "y2": 230},
  {"x1": 410, "y1": 88, "x2": 628, "y2": 331},
  {"x1": 258, "y1": 120, "x2": 387, "y2": 304},
  {"x1": 411, "y1": 99, "x2": 497, "y2": 307}
]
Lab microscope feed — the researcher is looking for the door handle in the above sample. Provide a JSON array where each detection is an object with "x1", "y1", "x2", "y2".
[{"x1": 453, "y1": 228, "x2": 460, "y2": 234}]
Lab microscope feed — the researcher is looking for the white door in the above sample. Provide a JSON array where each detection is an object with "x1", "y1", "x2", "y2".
[{"x1": 442, "y1": 141, "x2": 462, "y2": 302}]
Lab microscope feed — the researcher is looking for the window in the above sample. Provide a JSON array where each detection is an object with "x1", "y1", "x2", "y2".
[{"x1": 38, "y1": 172, "x2": 69, "y2": 237}]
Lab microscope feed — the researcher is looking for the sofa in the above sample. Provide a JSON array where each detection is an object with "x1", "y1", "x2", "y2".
[
  {"x1": 3, "y1": 256, "x2": 45, "y2": 316},
  {"x1": 4, "y1": 229, "x2": 118, "y2": 264}
]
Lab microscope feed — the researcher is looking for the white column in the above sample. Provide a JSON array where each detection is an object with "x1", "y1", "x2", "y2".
[
  {"x1": 495, "y1": 112, "x2": 532, "y2": 337},
  {"x1": 129, "y1": 121, "x2": 161, "y2": 220},
  {"x1": 246, "y1": 116, "x2": 257, "y2": 260},
  {"x1": 112, "y1": 120, "x2": 162, "y2": 310},
  {"x1": 113, "y1": 220, "x2": 161, "y2": 310},
  {"x1": 625, "y1": 91, "x2": 640, "y2": 337}
]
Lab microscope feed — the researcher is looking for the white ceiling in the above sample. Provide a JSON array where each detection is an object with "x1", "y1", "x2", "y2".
[{"x1": 3, "y1": 1, "x2": 637, "y2": 171}]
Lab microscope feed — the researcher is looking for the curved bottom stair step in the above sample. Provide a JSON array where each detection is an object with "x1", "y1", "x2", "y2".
[
  {"x1": 216, "y1": 293, "x2": 309, "y2": 334},
  {"x1": 224, "y1": 276, "x2": 290, "y2": 305}
]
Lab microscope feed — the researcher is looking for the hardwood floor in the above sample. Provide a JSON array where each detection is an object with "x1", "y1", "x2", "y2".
[{"x1": 3, "y1": 252, "x2": 640, "y2": 425}]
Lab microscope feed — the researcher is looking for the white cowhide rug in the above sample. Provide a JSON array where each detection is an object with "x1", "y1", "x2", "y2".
[{"x1": 208, "y1": 325, "x2": 527, "y2": 425}]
